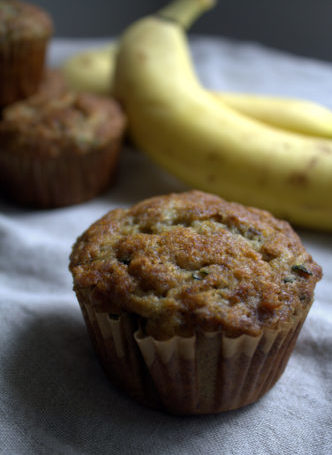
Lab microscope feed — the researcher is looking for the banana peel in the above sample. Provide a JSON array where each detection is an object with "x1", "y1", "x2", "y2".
[
  {"x1": 113, "y1": 0, "x2": 332, "y2": 230},
  {"x1": 62, "y1": 41, "x2": 332, "y2": 138}
]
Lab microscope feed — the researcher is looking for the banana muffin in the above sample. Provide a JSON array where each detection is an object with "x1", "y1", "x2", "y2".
[
  {"x1": 0, "y1": 92, "x2": 126, "y2": 207},
  {"x1": 36, "y1": 69, "x2": 68, "y2": 99},
  {"x1": 69, "y1": 191, "x2": 322, "y2": 414},
  {"x1": 0, "y1": 0, "x2": 53, "y2": 107}
]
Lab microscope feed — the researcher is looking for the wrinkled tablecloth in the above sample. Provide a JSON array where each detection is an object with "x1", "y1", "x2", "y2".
[{"x1": 0, "y1": 37, "x2": 331, "y2": 455}]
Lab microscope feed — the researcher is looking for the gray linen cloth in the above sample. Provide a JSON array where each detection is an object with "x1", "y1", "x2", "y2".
[{"x1": 0, "y1": 37, "x2": 331, "y2": 455}]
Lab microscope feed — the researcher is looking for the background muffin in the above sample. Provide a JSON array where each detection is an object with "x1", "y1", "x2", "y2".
[
  {"x1": 0, "y1": 91, "x2": 127, "y2": 208},
  {"x1": 36, "y1": 68, "x2": 68, "y2": 99},
  {"x1": 0, "y1": 0, "x2": 53, "y2": 107},
  {"x1": 69, "y1": 191, "x2": 322, "y2": 414}
]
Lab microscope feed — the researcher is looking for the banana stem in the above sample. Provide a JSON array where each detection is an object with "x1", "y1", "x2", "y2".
[{"x1": 158, "y1": 0, "x2": 216, "y2": 29}]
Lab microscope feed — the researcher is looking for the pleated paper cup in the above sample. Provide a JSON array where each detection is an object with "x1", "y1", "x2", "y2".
[
  {"x1": 0, "y1": 139, "x2": 122, "y2": 208},
  {"x1": 79, "y1": 299, "x2": 309, "y2": 415}
]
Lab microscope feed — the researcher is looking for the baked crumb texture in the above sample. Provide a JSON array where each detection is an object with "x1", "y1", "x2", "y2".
[
  {"x1": 70, "y1": 191, "x2": 322, "y2": 339},
  {"x1": 0, "y1": 0, "x2": 53, "y2": 106},
  {"x1": 0, "y1": 93, "x2": 127, "y2": 207}
]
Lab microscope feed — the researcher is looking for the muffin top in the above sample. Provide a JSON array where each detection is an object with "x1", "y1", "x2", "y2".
[
  {"x1": 70, "y1": 191, "x2": 322, "y2": 339},
  {"x1": 0, "y1": 0, "x2": 53, "y2": 41},
  {"x1": 0, "y1": 92, "x2": 127, "y2": 156}
]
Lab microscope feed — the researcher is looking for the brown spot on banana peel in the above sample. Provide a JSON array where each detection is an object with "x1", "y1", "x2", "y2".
[
  {"x1": 288, "y1": 155, "x2": 321, "y2": 186},
  {"x1": 288, "y1": 173, "x2": 309, "y2": 186},
  {"x1": 318, "y1": 143, "x2": 332, "y2": 155},
  {"x1": 80, "y1": 55, "x2": 94, "y2": 66},
  {"x1": 207, "y1": 174, "x2": 217, "y2": 183},
  {"x1": 137, "y1": 51, "x2": 147, "y2": 63},
  {"x1": 206, "y1": 153, "x2": 221, "y2": 164},
  {"x1": 257, "y1": 176, "x2": 268, "y2": 187},
  {"x1": 307, "y1": 156, "x2": 319, "y2": 169}
]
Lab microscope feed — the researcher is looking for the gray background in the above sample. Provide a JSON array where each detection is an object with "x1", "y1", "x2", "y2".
[{"x1": 32, "y1": 0, "x2": 332, "y2": 62}]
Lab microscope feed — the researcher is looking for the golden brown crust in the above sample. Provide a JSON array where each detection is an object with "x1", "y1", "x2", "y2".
[
  {"x1": 69, "y1": 191, "x2": 322, "y2": 339},
  {"x1": 0, "y1": 0, "x2": 53, "y2": 41},
  {"x1": 0, "y1": 92, "x2": 127, "y2": 156}
]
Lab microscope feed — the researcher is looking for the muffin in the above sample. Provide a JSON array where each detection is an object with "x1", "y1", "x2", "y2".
[
  {"x1": 0, "y1": 91, "x2": 127, "y2": 208},
  {"x1": 69, "y1": 191, "x2": 322, "y2": 415},
  {"x1": 36, "y1": 68, "x2": 68, "y2": 99},
  {"x1": 0, "y1": 0, "x2": 53, "y2": 107}
]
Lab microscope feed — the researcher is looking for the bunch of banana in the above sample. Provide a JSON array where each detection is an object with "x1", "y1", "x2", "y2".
[
  {"x1": 110, "y1": 0, "x2": 332, "y2": 230},
  {"x1": 62, "y1": 36, "x2": 332, "y2": 138}
]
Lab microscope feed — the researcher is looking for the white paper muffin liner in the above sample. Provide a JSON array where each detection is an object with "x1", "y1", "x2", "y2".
[{"x1": 80, "y1": 300, "x2": 308, "y2": 415}]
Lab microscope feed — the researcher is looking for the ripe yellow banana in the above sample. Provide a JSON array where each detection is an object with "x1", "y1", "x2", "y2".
[
  {"x1": 62, "y1": 42, "x2": 118, "y2": 95},
  {"x1": 62, "y1": 40, "x2": 332, "y2": 138},
  {"x1": 113, "y1": 0, "x2": 332, "y2": 230},
  {"x1": 214, "y1": 93, "x2": 332, "y2": 138}
]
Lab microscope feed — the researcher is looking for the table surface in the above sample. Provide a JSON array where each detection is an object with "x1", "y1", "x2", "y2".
[{"x1": 0, "y1": 37, "x2": 331, "y2": 455}]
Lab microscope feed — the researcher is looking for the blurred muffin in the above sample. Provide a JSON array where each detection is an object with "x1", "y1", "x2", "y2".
[
  {"x1": 0, "y1": 0, "x2": 53, "y2": 107},
  {"x1": 69, "y1": 191, "x2": 322, "y2": 415},
  {"x1": 0, "y1": 92, "x2": 126, "y2": 208},
  {"x1": 37, "y1": 68, "x2": 68, "y2": 99}
]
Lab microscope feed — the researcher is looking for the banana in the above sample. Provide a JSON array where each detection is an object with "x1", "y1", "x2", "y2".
[
  {"x1": 113, "y1": 0, "x2": 332, "y2": 230},
  {"x1": 214, "y1": 93, "x2": 332, "y2": 138},
  {"x1": 62, "y1": 42, "x2": 118, "y2": 95},
  {"x1": 62, "y1": 40, "x2": 332, "y2": 138}
]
